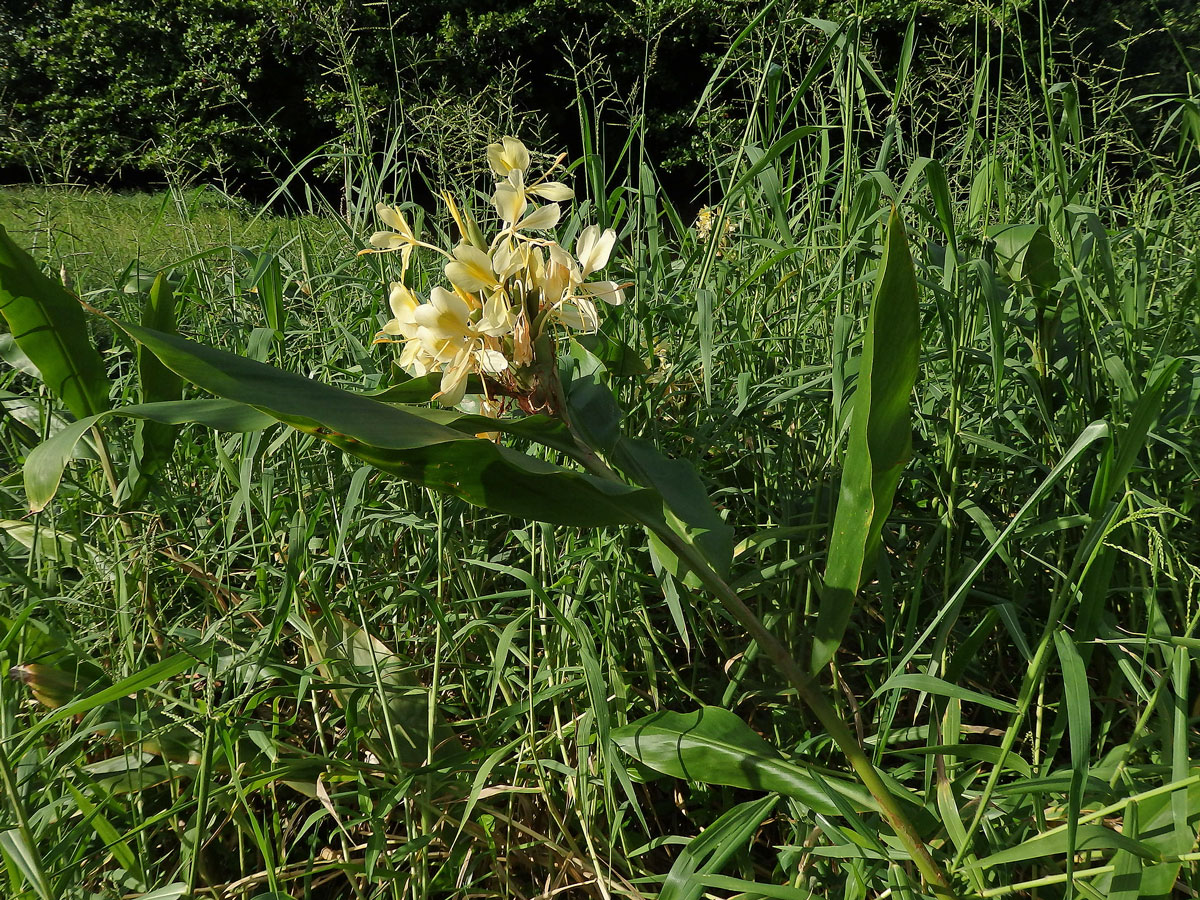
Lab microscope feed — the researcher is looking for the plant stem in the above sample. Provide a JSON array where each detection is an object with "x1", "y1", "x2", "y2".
[
  {"x1": 650, "y1": 521, "x2": 958, "y2": 898},
  {"x1": 565, "y1": 435, "x2": 957, "y2": 896}
]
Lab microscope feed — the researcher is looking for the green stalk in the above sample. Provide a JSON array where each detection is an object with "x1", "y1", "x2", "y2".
[
  {"x1": 645, "y1": 520, "x2": 957, "y2": 898},
  {"x1": 557, "y1": 415, "x2": 958, "y2": 896}
]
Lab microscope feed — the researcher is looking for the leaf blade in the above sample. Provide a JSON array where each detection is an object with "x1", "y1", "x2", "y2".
[
  {"x1": 0, "y1": 223, "x2": 111, "y2": 418},
  {"x1": 814, "y1": 206, "x2": 920, "y2": 671}
]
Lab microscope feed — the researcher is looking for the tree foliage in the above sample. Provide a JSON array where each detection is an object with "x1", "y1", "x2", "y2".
[{"x1": 1, "y1": 0, "x2": 1194, "y2": 196}]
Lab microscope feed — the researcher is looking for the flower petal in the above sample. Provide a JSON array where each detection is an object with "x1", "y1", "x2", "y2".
[
  {"x1": 556, "y1": 297, "x2": 599, "y2": 331},
  {"x1": 492, "y1": 182, "x2": 527, "y2": 224},
  {"x1": 580, "y1": 280, "x2": 625, "y2": 305},
  {"x1": 376, "y1": 203, "x2": 413, "y2": 239},
  {"x1": 503, "y1": 137, "x2": 530, "y2": 173},
  {"x1": 445, "y1": 244, "x2": 499, "y2": 292},
  {"x1": 515, "y1": 202, "x2": 561, "y2": 232},
  {"x1": 369, "y1": 231, "x2": 407, "y2": 250},
  {"x1": 388, "y1": 282, "x2": 419, "y2": 324},
  {"x1": 436, "y1": 353, "x2": 472, "y2": 407},
  {"x1": 478, "y1": 293, "x2": 515, "y2": 336},
  {"x1": 528, "y1": 181, "x2": 574, "y2": 201},
  {"x1": 577, "y1": 226, "x2": 616, "y2": 277},
  {"x1": 476, "y1": 348, "x2": 509, "y2": 374},
  {"x1": 487, "y1": 136, "x2": 530, "y2": 178}
]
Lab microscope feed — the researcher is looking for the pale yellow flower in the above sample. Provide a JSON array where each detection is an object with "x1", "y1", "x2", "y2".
[
  {"x1": 513, "y1": 202, "x2": 561, "y2": 233},
  {"x1": 527, "y1": 181, "x2": 574, "y2": 202},
  {"x1": 363, "y1": 203, "x2": 419, "y2": 271},
  {"x1": 576, "y1": 225, "x2": 617, "y2": 278},
  {"x1": 376, "y1": 282, "x2": 436, "y2": 375},
  {"x1": 487, "y1": 137, "x2": 530, "y2": 178},
  {"x1": 445, "y1": 243, "x2": 500, "y2": 294},
  {"x1": 492, "y1": 170, "x2": 529, "y2": 225},
  {"x1": 411, "y1": 287, "x2": 509, "y2": 406},
  {"x1": 369, "y1": 138, "x2": 626, "y2": 411}
]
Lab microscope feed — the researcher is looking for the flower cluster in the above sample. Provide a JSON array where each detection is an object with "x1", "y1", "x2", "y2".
[
  {"x1": 695, "y1": 204, "x2": 739, "y2": 255},
  {"x1": 361, "y1": 137, "x2": 624, "y2": 411}
]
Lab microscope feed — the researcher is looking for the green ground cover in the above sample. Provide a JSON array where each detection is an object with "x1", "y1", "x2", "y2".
[{"x1": 0, "y1": 9, "x2": 1198, "y2": 900}]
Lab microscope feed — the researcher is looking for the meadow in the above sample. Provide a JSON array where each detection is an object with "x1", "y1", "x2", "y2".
[{"x1": 1, "y1": 10, "x2": 1198, "y2": 900}]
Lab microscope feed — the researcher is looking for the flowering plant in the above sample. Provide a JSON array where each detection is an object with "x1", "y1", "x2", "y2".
[
  {"x1": 361, "y1": 137, "x2": 625, "y2": 414},
  {"x1": 5, "y1": 138, "x2": 952, "y2": 896}
]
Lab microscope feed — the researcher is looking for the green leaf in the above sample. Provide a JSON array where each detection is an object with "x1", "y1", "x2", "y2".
[
  {"x1": 986, "y1": 223, "x2": 1059, "y2": 295},
  {"x1": 364, "y1": 371, "x2": 483, "y2": 404},
  {"x1": 612, "y1": 706, "x2": 873, "y2": 815},
  {"x1": 302, "y1": 613, "x2": 459, "y2": 767},
  {"x1": 971, "y1": 824, "x2": 1158, "y2": 870},
  {"x1": 726, "y1": 126, "x2": 823, "y2": 196},
  {"x1": 0, "y1": 829, "x2": 52, "y2": 900},
  {"x1": 659, "y1": 795, "x2": 779, "y2": 900},
  {"x1": 0, "y1": 519, "x2": 93, "y2": 569},
  {"x1": 25, "y1": 399, "x2": 275, "y2": 512},
  {"x1": 110, "y1": 322, "x2": 660, "y2": 527},
  {"x1": 814, "y1": 206, "x2": 920, "y2": 672},
  {"x1": 124, "y1": 272, "x2": 184, "y2": 505},
  {"x1": 876, "y1": 673, "x2": 1018, "y2": 713},
  {"x1": 1091, "y1": 777, "x2": 1200, "y2": 899},
  {"x1": 563, "y1": 340, "x2": 733, "y2": 577},
  {"x1": 12, "y1": 651, "x2": 201, "y2": 762},
  {"x1": 1054, "y1": 629, "x2": 1093, "y2": 894},
  {"x1": 693, "y1": 874, "x2": 815, "y2": 900},
  {"x1": 574, "y1": 331, "x2": 649, "y2": 376},
  {"x1": 0, "y1": 223, "x2": 111, "y2": 418}
]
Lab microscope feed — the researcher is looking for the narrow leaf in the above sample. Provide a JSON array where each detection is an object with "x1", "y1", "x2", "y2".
[
  {"x1": 125, "y1": 272, "x2": 184, "y2": 505},
  {"x1": 660, "y1": 795, "x2": 778, "y2": 900}
]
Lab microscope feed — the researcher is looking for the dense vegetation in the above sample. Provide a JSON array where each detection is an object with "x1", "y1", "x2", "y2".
[
  {"x1": 1, "y1": 2, "x2": 1199, "y2": 899},
  {"x1": 3, "y1": 0, "x2": 1197, "y2": 199}
]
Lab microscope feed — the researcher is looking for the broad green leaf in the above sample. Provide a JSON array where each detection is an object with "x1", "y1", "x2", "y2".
[
  {"x1": 660, "y1": 795, "x2": 778, "y2": 900},
  {"x1": 38, "y1": 323, "x2": 662, "y2": 526},
  {"x1": 814, "y1": 206, "x2": 920, "y2": 672},
  {"x1": 0, "y1": 223, "x2": 111, "y2": 418},
  {"x1": 564, "y1": 340, "x2": 733, "y2": 577},
  {"x1": 25, "y1": 399, "x2": 275, "y2": 511},
  {"x1": 613, "y1": 706, "x2": 873, "y2": 815},
  {"x1": 124, "y1": 272, "x2": 184, "y2": 505},
  {"x1": 0, "y1": 520, "x2": 90, "y2": 568},
  {"x1": 364, "y1": 371, "x2": 483, "y2": 404},
  {"x1": 987, "y1": 223, "x2": 1059, "y2": 295},
  {"x1": 574, "y1": 331, "x2": 649, "y2": 376},
  {"x1": 0, "y1": 333, "x2": 38, "y2": 377}
]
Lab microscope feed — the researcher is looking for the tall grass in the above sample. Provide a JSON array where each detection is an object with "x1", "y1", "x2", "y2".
[{"x1": 1, "y1": 4, "x2": 1198, "y2": 899}]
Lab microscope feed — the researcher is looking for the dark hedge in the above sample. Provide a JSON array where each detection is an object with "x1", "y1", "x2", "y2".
[{"x1": 1, "y1": 0, "x2": 1194, "y2": 201}]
